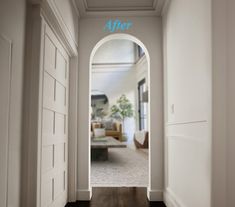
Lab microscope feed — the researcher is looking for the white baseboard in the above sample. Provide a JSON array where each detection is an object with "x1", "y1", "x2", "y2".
[
  {"x1": 163, "y1": 188, "x2": 185, "y2": 207},
  {"x1": 147, "y1": 188, "x2": 163, "y2": 201},
  {"x1": 76, "y1": 189, "x2": 92, "y2": 201}
]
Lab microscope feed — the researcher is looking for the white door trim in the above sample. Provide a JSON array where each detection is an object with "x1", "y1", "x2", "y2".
[
  {"x1": 0, "y1": 34, "x2": 12, "y2": 207},
  {"x1": 22, "y1": 3, "x2": 78, "y2": 206},
  {"x1": 87, "y1": 33, "x2": 158, "y2": 201}
]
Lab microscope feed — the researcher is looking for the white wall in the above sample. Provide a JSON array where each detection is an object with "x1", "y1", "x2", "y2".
[
  {"x1": 211, "y1": 0, "x2": 227, "y2": 206},
  {"x1": 78, "y1": 17, "x2": 163, "y2": 201},
  {"x1": 227, "y1": 1, "x2": 235, "y2": 206},
  {"x1": 212, "y1": 1, "x2": 235, "y2": 206},
  {"x1": 0, "y1": 0, "x2": 26, "y2": 206},
  {"x1": 163, "y1": 0, "x2": 212, "y2": 206},
  {"x1": 93, "y1": 39, "x2": 137, "y2": 64}
]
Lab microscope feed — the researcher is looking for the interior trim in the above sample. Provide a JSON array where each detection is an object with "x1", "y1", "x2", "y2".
[
  {"x1": 75, "y1": 0, "x2": 168, "y2": 17},
  {"x1": 76, "y1": 189, "x2": 92, "y2": 201},
  {"x1": 167, "y1": 120, "x2": 207, "y2": 126},
  {"x1": 0, "y1": 34, "x2": 12, "y2": 207},
  {"x1": 164, "y1": 187, "x2": 185, "y2": 207},
  {"x1": 147, "y1": 188, "x2": 163, "y2": 201}
]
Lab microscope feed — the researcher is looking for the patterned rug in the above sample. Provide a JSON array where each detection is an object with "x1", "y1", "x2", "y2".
[{"x1": 91, "y1": 147, "x2": 149, "y2": 187}]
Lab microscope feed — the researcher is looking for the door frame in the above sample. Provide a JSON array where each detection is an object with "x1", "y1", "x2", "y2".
[
  {"x1": 88, "y1": 34, "x2": 151, "y2": 199},
  {"x1": 22, "y1": 3, "x2": 78, "y2": 206}
]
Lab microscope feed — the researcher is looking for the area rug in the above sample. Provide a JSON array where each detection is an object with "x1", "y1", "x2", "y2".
[{"x1": 91, "y1": 147, "x2": 149, "y2": 187}]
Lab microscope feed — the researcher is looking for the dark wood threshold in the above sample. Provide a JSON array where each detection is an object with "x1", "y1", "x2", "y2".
[{"x1": 65, "y1": 187, "x2": 166, "y2": 207}]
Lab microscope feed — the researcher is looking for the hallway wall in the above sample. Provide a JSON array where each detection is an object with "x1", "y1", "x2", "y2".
[
  {"x1": 77, "y1": 17, "x2": 163, "y2": 201},
  {"x1": 211, "y1": 0, "x2": 227, "y2": 206},
  {"x1": 0, "y1": 0, "x2": 26, "y2": 206},
  {"x1": 163, "y1": 0, "x2": 212, "y2": 206},
  {"x1": 227, "y1": 1, "x2": 235, "y2": 205},
  {"x1": 212, "y1": 0, "x2": 235, "y2": 206}
]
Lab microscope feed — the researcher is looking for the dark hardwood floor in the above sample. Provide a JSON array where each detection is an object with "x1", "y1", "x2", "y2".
[{"x1": 66, "y1": 187, "x2": 166, "y2": 207}]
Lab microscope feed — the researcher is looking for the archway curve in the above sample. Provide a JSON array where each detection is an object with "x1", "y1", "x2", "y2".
[
  {"x1": 88, "y1": 33, "x2": 151, "y2": 196},
  {"x1": 89, "y1": 33, "x2": 150, "y2": 67}
]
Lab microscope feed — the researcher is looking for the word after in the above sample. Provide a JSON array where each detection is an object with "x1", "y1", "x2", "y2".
[{"x1": 104, "y1": 19, "x2": 132, "y2": 32}]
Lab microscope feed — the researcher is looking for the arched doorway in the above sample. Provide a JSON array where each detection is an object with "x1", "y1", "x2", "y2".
[{"x1": 88, "y1": 34, "x2": 151, "y2": 196}]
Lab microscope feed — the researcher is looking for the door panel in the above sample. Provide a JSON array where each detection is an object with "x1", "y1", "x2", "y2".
[
  {"x1": 41, "y1": 24, "x2": 69, "y2": 207},
  {"x1": 0, "y1": 35, "x2": 11, "y2": 207},
  {"x1": 44, "y1": 35, "x2": 56, "y2": 72}
]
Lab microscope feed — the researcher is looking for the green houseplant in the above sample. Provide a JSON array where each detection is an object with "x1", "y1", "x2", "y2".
[{"x1": 110, "y1": 94, "x2": 134, "y2": 141}]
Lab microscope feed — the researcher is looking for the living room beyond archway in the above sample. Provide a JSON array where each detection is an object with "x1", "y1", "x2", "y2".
[{"x1": 88, "y1": 34, "x2": 151, "y2": 192}]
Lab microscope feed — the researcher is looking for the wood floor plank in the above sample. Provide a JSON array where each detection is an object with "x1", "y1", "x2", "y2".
[{"x1": 65, "y1": 187, "x2": 166, "y2": 207}]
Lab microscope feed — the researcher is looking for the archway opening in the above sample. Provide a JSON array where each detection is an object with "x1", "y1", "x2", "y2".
[{"x1": 88, "y1": 34, "x2": 151, "y2": 194}]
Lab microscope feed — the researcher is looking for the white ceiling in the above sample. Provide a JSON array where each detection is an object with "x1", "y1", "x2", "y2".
[
  {"x1": 86, "y1": 0, "x2": 155, "y2": 11},
  {"x1": 75, "y1": 0, "x2": 168, "y2": 17}
]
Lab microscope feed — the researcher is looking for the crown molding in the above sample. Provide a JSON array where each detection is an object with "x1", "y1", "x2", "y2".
[
  {"x1": 75, "y1": 0, "x2": 169, "y2": 18},
  {"x1": 156, "y1": 0, "x2": 167, "y2": 15},
  {"x1": 28, "y1": 0, "x2": 78, "y2": 56},
  {"x1": 83, "y1": 0, "x2": 156, "y2": 11},
  {"x1": 153, "y1": 0, "x2": 158, "y2": 9},
  {"x1": 161, "y1": 0, "x2": 171, "y2": 16},
  {"x1": 71, "y1": 0, "x2": 81, "y2": 19},
  {"x1": 42, "y1": 0, "x2": 78, "y2": 56},
  {"x1": 27, "y1": 0, "x2": 42, "y2": 4}
]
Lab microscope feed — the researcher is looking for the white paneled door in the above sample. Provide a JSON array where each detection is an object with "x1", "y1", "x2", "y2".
[{"x1": 40, "y1": 24, "x2": 69, "y2": 207}]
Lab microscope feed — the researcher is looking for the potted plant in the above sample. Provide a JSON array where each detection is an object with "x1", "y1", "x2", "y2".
[{"x1": 110, "y1": 94, "x2": 134, "y2": 141}]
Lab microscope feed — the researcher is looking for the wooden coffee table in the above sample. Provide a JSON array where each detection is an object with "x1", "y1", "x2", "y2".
[{"x1": 91, "y1": 136, "x2": 126, "y2": 161}]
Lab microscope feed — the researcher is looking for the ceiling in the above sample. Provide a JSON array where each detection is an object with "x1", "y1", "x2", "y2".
[{"x1": 75, "y1": 0, "x2": 168, "y2": 17}]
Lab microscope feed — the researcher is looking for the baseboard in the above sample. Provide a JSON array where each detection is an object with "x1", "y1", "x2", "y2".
[
  {"x1": 147, "y1": 188, "x2": 163, "y2": 201},
  {"x1": 76, "y1": 189, "x2": 92, "y2": 201},
  {"x1": 163, "y1": 188, "x2": 185, "y2": 207}
]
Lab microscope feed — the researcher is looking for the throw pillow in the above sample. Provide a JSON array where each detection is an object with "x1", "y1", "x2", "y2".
[
  {"x1": 112, "y1": 122, "x2": 117, "y2": 131},
  {"x1": 103, "y1": 120, "x2": 114, "y2": 130},
  {"x1": 94, "y1": 128, "x2": 106, "y2": 138}
]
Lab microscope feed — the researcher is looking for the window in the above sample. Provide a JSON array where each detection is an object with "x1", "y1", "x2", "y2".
[
  {"x1": 138, "y1": 45, "x2": 145, "y2": 58},
  {"x1": 138, "y1": 79, "x2": 148, "y2": 130}
]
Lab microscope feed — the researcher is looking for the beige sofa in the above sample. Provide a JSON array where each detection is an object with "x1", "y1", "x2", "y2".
[{"x1": 91, "y1": 122, "x2": 122, "y2": 141}]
